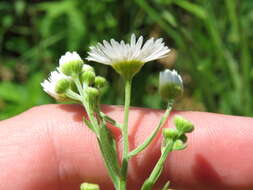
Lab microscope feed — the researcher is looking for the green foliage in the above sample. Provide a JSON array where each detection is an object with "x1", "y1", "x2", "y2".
[
  {"x1": 0, "y1": 72, "x2": 52, "y2": 120},
  {"x1": 1, "y1": 0, "x2": 253, "y2": 120}
]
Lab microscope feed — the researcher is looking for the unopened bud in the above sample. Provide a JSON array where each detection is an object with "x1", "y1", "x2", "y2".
[
  {"x1": 81, "y1": 71, "x2": 96, "y2": 85},
  {"x1": 59, "y1": 52, "x2": 83, "y2": 76},
  {"x1": 95, "y1": 76, "x2": 106, "y2": 88},
  {"x1": 159, "y1": 69, "x2": 183, "y2": 100},
  {"x1": 174, "y1": 115, "x2": 194, "y2": 133},
  {"x1": 163, "y1": 128, "x2": 179, "y2": 139},
  {"x1": 55, "y1": 79, "x2": 70, "y2": 94},
  {"x1": 85, "y1": 87, "x2": 99, "y2": 98}
]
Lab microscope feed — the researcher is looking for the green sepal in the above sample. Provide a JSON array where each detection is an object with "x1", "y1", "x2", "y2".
[
  {"x1": 55, "y1": 79, "x2": 70, "y2": 94},
  {"x1": 111, "y1": 60, "x2": 144, "y2": 80},
  {"x1": 60, "y1": 60, "x2": 83, "y2": 76},
  {"x1": 159, "y1": 83, "x2": 183, "y2": 101}
]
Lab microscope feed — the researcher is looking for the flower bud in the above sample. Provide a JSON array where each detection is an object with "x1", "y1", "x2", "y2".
[
  {"x1": 55, "y1": 78, "x2": 70, "y2": 94},
  {"x1": 81, "y1": 71, "x2": 96, "y2": 85},
  {"x1": 82, "y1": 64, "x2": 95, "y2": 73},
  {"x1": 95, "y1": 76, "x2": 106, "y2": 88},
  {"x1": 172, "y1": 139, "x2": 186, "y2": 150},
  {"x1": 80, "y1": 182, "x2": 100, "y2": 190},
  {"x1": 41, "y1": 70, "x2": 70, "y2": 100},
  {"x1": 174, "y1": 115, "x2": 194, "y2": 133},
  {"x1": 159, "y1": 69, "x2": 183, "y2": 100},
  {"x1": 59, "y1": 52, "x2": 83, "y2": 76},
  {"x1": 85, "y1": 87, "x2": 99, "y2": 99},
  {"x1": 163, "y1": 128, "x2": 179, "y2": 139}
]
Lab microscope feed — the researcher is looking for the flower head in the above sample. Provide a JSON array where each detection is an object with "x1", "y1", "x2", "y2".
[
  {"x1": 41, "y1": 71, "x2": 70, "y2": 99},
  {"x1": 159, "y1": 69, "x2": 183, "y2": 100},
  {"x1": 87, "y1": 34, "x2": 170, "y2": 79},
  {"x1": 59, "y1": 51, "x2": 84, "y2": 76}
]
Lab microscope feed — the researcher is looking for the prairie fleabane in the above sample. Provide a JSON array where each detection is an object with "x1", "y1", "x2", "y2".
[{"x1": 87, "y1": 34, "x2": 170, "y2": 79}]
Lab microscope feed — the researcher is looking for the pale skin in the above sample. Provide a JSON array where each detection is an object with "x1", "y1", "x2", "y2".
[{"x1": 0, "y1": 104, "x2": 253, "y2": 190}]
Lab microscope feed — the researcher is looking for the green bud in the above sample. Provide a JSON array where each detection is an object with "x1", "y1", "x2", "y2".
[
  {"x1": 173, "y1": 139, "x2": 186, "y2": 150},
  {"x1": 159, "y1": 69, "x2": 183, "y2": 100},
  {"x1": 60, "y1": 60, "x2": 83, "y2": 76},
  {"x1": 59, "y1": 52, "x2": 84, "y2": 76},
  {"x1": 55, "y1": 79, "x2": 70, "y2": 94},
  {"x1": 81, "y1": 71, "x2": 96, "y2": 85},
  {"x1": 85, "y1": 87, "x2": 99, "y2": 98},
  {"x1": 163, "y1": 128, "x2": 179, "y2": 139},
  {"x1": 80, "y1": 182, "x2": 100, "y2": 190},
  {"x1": 95, "y1": 76, "x2": 106, "y2": 88},
  {"x1": 174, "y1": 115, "x2": 194, "y2": 133}
]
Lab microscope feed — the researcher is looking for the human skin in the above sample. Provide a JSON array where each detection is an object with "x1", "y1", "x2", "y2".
[{"x1": 0, "y1": 104, "x2": 253, "y2": 190}]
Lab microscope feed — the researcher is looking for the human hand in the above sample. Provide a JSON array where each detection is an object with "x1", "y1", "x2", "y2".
[{"x1": 0, "y1": 104, "x2": 252, "y2": 190}]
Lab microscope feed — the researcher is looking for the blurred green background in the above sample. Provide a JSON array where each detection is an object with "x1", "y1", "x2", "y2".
[{"x1": 0, "y1": 0, "x2": 253, "y2": 120}]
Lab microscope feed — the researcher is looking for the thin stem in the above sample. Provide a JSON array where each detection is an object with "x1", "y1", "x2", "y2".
[
  {"x1": 82, "y1": 100, "x2": 120, "y2": 188},
  {"x1": 73, "y1": 75, "x2": 84, "y2": 97},
  {"x1": 128, "y1": 101, "x2": 173, "y2": 158},
  {"x1": 120, "y1": 79, "x2": 132, "y2": 189},
  {"x1": 141, "y1": 140, "x2": 174, "y2": 190}
]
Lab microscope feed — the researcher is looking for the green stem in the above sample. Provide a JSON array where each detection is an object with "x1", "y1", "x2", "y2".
[
  {"x1": 128, "y1": 101, "x2": 173, "y2": 158},
  {"x1": 141, "y1": 140, "x2": 174, "y2": 190},
  {"x1": 120, "y1": 79, "x2": 132, "y2": 189},
  {"x1": 73, "y1": 75, "x2": 84, "y2": 97},
  {"x1": 83, "y1": 101, "x2": 120, "y2": 188}
]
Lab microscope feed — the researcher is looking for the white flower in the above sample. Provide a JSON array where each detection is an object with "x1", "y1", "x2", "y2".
[
  {"x1": 59, "y1": 51, "x2": 83, "y2": 76},
  {"x1": 59, "y1": 51, "x2": 83, "y2": 67},
  {"x1": 41, "y1": 71, "x2": 70, "y2": 99},
  {"x1": 159, "y1": 69, "x2": 183, "y2": 88},
  {"x1": 86, "y1": 34, "x2": 170, "y2": 79},
  {"x1": 159, "y1": 69, "x2": 183, "y2": 100}
]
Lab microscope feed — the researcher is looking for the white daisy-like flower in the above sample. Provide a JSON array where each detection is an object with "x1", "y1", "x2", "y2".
[
  {"x1": 87, "y1": 34, "x2": 170, "y2": 79},
  {"x1": 59, "y1": 51, "x2": 84, "y2": 76},
  {"x1": 41, "y1": 71, "x2": 70, "y2": 99},
  {"x1": 159, "y1": 69, "x2": 183, "y2": 100}
]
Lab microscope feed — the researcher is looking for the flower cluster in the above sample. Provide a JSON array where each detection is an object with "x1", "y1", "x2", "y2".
[
  {"x1": 41, "y1": 51, "x2": 106, "y2": 102},
  {"x1": 41, "y1": 34, "x2": 194, "y2": 190}
]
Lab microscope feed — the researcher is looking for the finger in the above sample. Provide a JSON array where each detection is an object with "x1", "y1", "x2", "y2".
[{"x1": 0, "y1": 104, "x2": 253, "y2": 190}]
